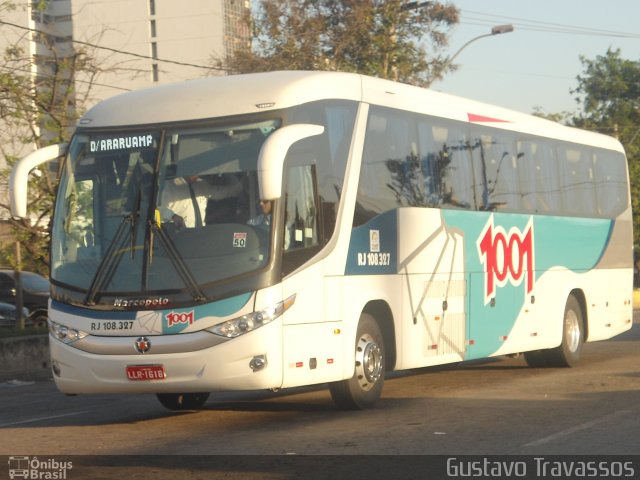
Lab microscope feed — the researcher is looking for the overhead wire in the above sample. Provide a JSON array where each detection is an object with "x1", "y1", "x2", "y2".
[
  {"x1": 0, "y1": 64, "x2": 131, "y2": 93},
  {"x1": 0, "y1": 19, "x2": 228, "y2": 72},
  {"x1": 2, "y1": 9, "x2": 636, "y2": 82},
  {"x1": 1, "y1": 5, "x2": 637, "y2": 108},
  {"x1": 451, "y1": 9, "x2": 640, "y2": 83},
  {"x1": 459, "y1": 9, "x2": 640, "y2": 39}
]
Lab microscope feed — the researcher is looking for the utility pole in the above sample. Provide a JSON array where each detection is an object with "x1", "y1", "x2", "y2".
[{"x1": 15, "y1": 240, "x2": 24, "y2": 329}]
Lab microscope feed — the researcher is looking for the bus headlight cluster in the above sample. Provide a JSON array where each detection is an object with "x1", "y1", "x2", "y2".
[
  {"x1": 49, "y1": 320, "x2": 89, "y2": 344},
  {"x1": 208, "y1": 295, "x2": 295, "y2": 338}
]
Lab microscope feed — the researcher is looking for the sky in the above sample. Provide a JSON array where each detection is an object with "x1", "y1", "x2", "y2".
[{"x1": 433, "y1": 0, "x2": 640, "y2": 116}]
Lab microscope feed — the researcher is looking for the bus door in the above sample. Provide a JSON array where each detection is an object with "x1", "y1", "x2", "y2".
[{"x1": 398, "y1": 208, "x2": 466, "y2": 368}]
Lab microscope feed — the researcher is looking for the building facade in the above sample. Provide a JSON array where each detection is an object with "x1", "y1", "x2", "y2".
[{"x1": 14, "y1": 0, "x2": 250, "y2": 104}]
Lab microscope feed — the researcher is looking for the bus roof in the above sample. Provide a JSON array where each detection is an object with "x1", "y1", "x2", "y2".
[
  {"x1": 79, "y1": 70, "x2": 623, "y2": 153},
  {"x1": 80, "y1": 71, "x2": 362, "y2": 128}
]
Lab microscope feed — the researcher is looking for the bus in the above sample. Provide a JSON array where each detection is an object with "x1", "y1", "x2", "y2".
[{"x1": 9, "y1": 71, "x2": 633, "y2": 410}]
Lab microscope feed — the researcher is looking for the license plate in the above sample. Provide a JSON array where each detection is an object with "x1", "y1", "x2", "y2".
[{"x1": 126, "y1": 365, "x2": 166, "y2": 381}]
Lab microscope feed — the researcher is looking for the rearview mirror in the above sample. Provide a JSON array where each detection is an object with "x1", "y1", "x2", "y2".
[{"x1": 257, "y1": 124, "x2": 324, "y2": 200}]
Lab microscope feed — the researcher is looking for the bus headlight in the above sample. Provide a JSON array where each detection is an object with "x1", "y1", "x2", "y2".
[
  {"x1": 49, "y1": 320, "x2": 89, "y2": 344},
  {"x1": 207, "y1": 294, "x2": 295, "y2": 338}
]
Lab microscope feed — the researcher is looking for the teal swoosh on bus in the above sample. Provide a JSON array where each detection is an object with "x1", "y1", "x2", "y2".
[
  {"x1": 443, "y1": 211, "x2": 613, "y2": 272},
  {"x1": 51, "y1": 292, "x2": 254, "y2": 335},
  {"x1": 442, "y1": 210, "x2": 613, "y2": 359},
  {"x1": 345, "y1": 210, "x2": 398, "y2": 275},
  {"x1": 162, "y1": 292, "x2": 254, "y2": 334},
  {"x1": 344, "y1": 208, "x2": 613, "y2": 358},
  {"x1": 532, "y1": 215, "x2": 613, "y2": 274}
]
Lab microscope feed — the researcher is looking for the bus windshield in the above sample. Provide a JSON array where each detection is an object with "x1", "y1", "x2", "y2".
[{"x1": 51, "y1": 119, "x2": 280, "y2": 304}]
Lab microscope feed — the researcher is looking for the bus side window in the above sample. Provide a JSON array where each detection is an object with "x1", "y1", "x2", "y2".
[
  {"x1": 472, "y1": 130, "x2": 519, "y2": 211},
  {"x1": 355, "y1": 109, "x2": 410, "y2": 225},
  {"x1": 418, "y1": 121, "x2": 445, "y2": 207},
  {"x1": 282, "y1": 165, "x2": 321, "y2": 276},
  {"x1": 418, "y1": 119, "x2": 472, "y2": 209},
  {"x1": 518, "y1": 139, "x2": 560, "y2": 214},
  {"x1": 442, "y1": 127, "x2": 473, "y2": 209},
  {"x1": 288, "y1": 100, "x2": 358, "y2": 242},
  {"x1": 517, "y1": 140, "x2": 538, "y2": 213},
  {"x1": 593, "y1": 150, "x2": 628, "y2": 217},
  {"x1": 376, "y1": 111, "x2": 419, "y2": 208},
  {"x1": 559, "y1": 145, "x2": 595, "y2": 216}
]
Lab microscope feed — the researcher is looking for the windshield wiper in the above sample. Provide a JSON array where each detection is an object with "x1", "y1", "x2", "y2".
[
  {"x1": 84, "y1": 212, "x2": 135, "y2": 305},
  {"x1": 130, "y1": 185, "x2": 142, "y2": 259},
  {"x1": 150, "y1": 221, "x2": 206, "y2": 302},
  {"x1": 85, "y1": 184, "x2": 144, "y2": 305}
]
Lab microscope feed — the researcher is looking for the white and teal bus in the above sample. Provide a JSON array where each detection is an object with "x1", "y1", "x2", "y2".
[{"x1": 10, "y1": 71, "x2": 633, "y2": 410}]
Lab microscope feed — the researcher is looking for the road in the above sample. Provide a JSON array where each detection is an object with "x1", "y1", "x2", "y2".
[{"x1": 1, "y1": 313, "x2": 639, "y2": 479}]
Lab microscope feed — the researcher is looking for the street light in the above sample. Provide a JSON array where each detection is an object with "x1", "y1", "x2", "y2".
[{"x1": 429, "y1": 24, "x2": 514, "y2": 85}]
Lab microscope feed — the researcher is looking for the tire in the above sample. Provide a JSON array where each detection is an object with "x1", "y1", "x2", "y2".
[
  {"x1": 525, "y1": 295, "x2": 584, "y2": 368},
  {"x1": 31, "y1": 313, "x2": 49, "y2": 328},
  {"x1": 329, "y1": 313, "x2": 385, "y2": 409},
  {"x1": 523, "y1": 349, "x2": 548, "y2": 368},
  {"x1": 156, "y1": 392, "x2": 210, "y2": 410}
]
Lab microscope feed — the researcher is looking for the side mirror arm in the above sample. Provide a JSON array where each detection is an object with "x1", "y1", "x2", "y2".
[{"x1": 10, "y1": 143, "x2": 68, "y2": 218}]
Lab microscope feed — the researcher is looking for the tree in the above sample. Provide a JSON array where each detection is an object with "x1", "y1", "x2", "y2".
[
  {"x1": 218, "y1": 0, "x2": 459, "y2": 87},
  {"x1": 571, "y1": 49, "x2": 640, "y2": 246},
  {"x1": 0, "y1": 1, "x2": 102, "y2": 274},
  {"x1": 531, "y1": 107, "x2": 573, "y2": 125}
]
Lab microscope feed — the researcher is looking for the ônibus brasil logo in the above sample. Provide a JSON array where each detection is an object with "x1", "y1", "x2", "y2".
[
  {"x1": 8, "y1": 456, "x2": 73, "y2": 479},
  {"x1": 477, "y1": 215, "x2": 535, "y2": 305}
]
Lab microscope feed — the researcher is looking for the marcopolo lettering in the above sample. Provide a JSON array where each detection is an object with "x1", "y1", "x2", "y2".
[
  {"x1": 113, "y1": 297, "x2": 169, "y2": 308},
  {"x1": 90, "y1": 134, "x2": 155, "y2": 153}
]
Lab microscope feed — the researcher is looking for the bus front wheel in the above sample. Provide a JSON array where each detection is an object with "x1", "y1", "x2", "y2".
[
  {"x1": 525, "y1": 294, "x2": 584, "y2": 368},
  {"x1": 156, "y1": 392, "x2": 210, "y2": 410},
  {"x1": 329, "y1": 313, "x2": 385, "y2": 410}
]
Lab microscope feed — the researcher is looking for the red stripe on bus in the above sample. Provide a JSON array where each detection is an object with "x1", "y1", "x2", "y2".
[{"x1": 467, "y1": 113, "x2": 510, "y2": 123}]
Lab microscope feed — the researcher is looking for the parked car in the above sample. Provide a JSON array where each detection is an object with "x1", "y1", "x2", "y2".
[
  {"x1": 0, "y1": 269, "x2": 50, "y2": 327},
  {"x1": 0, "y1": 301, "x2": 30, "y2": 327}
]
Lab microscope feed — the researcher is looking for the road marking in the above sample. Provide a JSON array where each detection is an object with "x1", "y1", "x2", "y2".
[
  {"x1": 522, "y1": 409, "x2": 632, "y2": 448},
  {"x1": 0, "y1": 411, "x2": 90, "y2": 428}
]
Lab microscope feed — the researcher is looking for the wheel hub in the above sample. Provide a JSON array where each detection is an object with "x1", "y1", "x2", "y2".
[
  {"x1": 355, "y1": 333, "x2": 384, "y2": 391},
  {"x1": 565, "y1": 310, "x2": 581, "y2": 353}
]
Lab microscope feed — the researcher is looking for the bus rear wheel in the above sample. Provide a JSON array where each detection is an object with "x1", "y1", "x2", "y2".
[
  {"x1": 525, "y1": 294, "x2": 584, "y2": 368},
  {"x1": 156, "y1": 392, "x2": 210, "y2": 410},
  {"x1": 329, "y1": 313, "x2": 385, "y2": 410}
]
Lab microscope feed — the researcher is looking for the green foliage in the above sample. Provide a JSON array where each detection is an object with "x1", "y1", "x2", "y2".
[
  {"x1": 220, "y1": 0, "x2": 459, "y2": 87},
  {"x1": 531, "y1": 107, "x2": 574, "y2": 125},
  {"x1": 571, "y1": 49, "x2": 640, "y2": 246},
  {"x1": 0, "y1": 17, "x2": 98, "y2": 275}
]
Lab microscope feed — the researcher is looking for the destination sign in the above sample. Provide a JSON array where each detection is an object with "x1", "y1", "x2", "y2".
[{"x1": 89, "y1": 134, "x2": 157, "y2": 153}]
